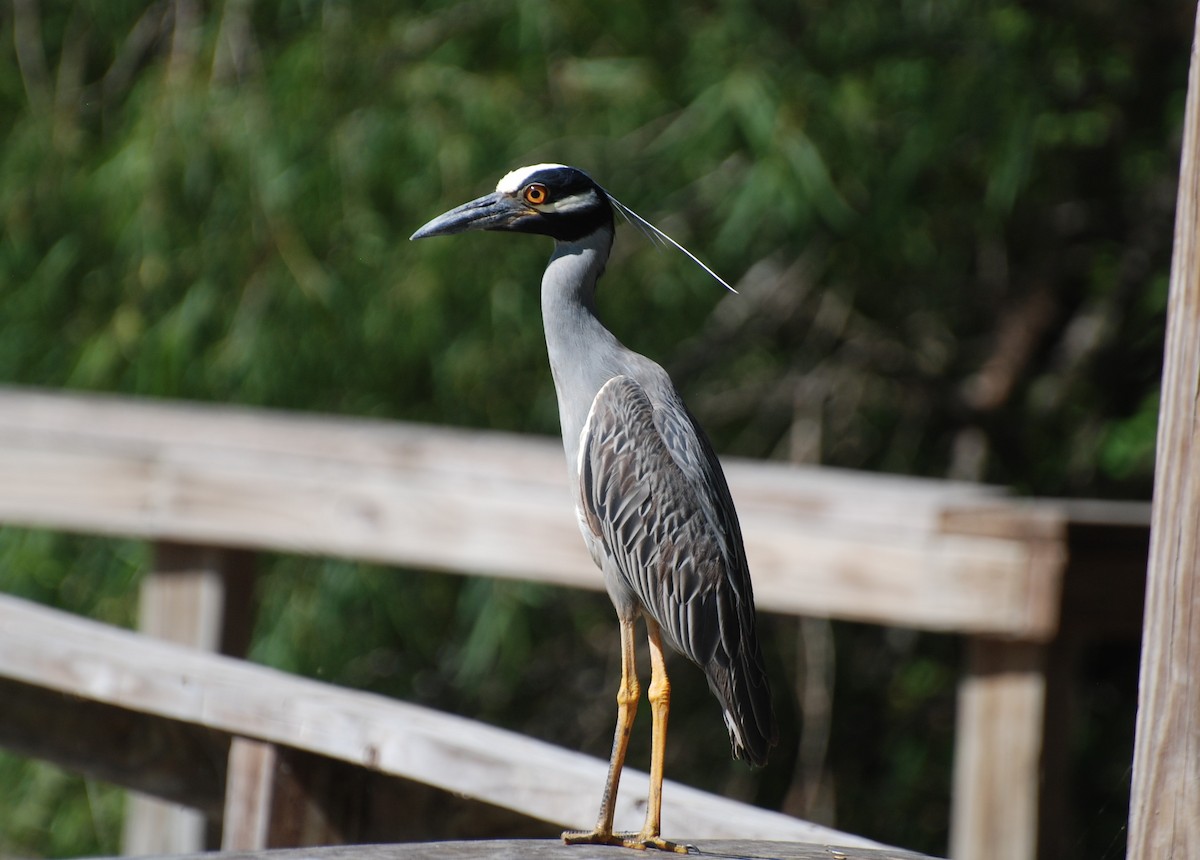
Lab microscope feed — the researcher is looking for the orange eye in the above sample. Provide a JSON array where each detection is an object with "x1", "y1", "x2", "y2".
[{"x1": 523, "y1": 183, "x2": 549, "y2": 205}]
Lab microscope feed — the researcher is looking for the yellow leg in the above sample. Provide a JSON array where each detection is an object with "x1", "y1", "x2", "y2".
[
  {"x1": 562, "y1": 617, "x2": 688, "y2": 852},
  {"x1": 563, "y1": 616, "x2": 640, "y2": 847},
  {"x1": 633, "y1": 618, "x2": 687, "y2": 852}
]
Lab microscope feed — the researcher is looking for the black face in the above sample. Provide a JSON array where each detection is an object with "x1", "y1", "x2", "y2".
[
  {"x1": 503, "y1": 165, "x2": 615, "y2": 242},
  {"x1": 410, "y1": 164, "x2": 615, "y2": 244}
]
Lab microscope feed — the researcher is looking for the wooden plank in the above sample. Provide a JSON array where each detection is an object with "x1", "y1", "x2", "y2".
[
  {"x1": 223, "y1": 739, "x2": 279, "y2": 851},
  {"x1": 121, "y1": 791, "x2": 209, "y2": 857},
  {"x1": 140, "y1": 542, "x2": 258, "y2": 655},
  {"x1": 0, "y1": 593, "x2": 877, "y2": 849},
  {"x1": 222, "y1": 739, "x2": 359, "y2": 849},
  {"x1": 232, "y1": 744, "x2": 370, "y2": 848},
  {"x1": 0, "y1": 386, "x2": 1066, "y2": 637},
  {"x1": 125, "y1": 543, "x2": 257, "y2": 855},
  {"x1": 0, "y1": 676, "x2": 599, "y2": 844},
  {"x1": 0, "y1": 677, "x2": 227, "y2": 814},
  {"x1": 104, "y1": 838, "x2": 941, "y2": 860},
  {"x1": 1128, "y1": 6, "x2": 1200, "y2": 857},
  {"x1": 949, "y1": 640, "x2": 1046, "y2": 860},
  {"x1": 256, "y1": 747, "x2": 367, "y2": 848}
]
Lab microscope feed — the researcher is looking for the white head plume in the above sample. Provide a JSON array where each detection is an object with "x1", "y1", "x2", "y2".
[
  {"x1": 601, "y1": 188, "x2": 738, "y2": 295},
  {"x1": 498, "y1": 163, "x2": 737, "y2": 295}
]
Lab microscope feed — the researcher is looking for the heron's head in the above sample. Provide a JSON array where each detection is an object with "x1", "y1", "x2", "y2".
[{"x1": 410, "y1": 163, "x2": 614, "y2": 244}]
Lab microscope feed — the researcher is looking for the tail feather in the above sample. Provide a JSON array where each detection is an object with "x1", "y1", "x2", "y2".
[{"x1": 707, "y1": 639, "x2": 778, "y2": 767}]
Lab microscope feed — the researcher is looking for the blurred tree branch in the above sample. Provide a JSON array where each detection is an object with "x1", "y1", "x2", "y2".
[{"x1": 12, "y1": 0, "x2": 50, "y2": 111}]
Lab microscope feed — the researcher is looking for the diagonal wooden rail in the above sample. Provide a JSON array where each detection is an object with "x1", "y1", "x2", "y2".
[{"x1": 0, "y1": 593, "x2": 873, "y2": 849}]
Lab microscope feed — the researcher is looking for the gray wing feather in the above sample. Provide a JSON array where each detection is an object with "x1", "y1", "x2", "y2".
[
  {"x1": 577, "y1": 375, "x2": 777, "y2": 764},
  {"x1": 578, "y1": 376, "x2": 721, "y2": 659}
]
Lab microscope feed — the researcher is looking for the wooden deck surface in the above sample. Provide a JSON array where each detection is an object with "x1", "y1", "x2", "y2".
[{"x1": 147, "y1": 839, "x2": 941, "y2": 860}]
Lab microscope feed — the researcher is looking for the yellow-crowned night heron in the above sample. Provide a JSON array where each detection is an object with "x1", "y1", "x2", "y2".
[{"x1": 411, "y1": 164, "x2": 777, "y2": 852}]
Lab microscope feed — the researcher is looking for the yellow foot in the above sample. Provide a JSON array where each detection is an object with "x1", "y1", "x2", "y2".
[
  {"x1": 561, "y1": 830, "x2": 691, "y2": 853},
  {"x1": 562, "y1": 829, "x2": 623, "y2": 849},
  {"x1": 620, "y1": 832, "x2": 690, "y2": 853}
]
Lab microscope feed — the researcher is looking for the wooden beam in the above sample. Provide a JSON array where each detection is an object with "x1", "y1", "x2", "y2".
[
  {"x1": 0, "y1": 387, "x2": 1072, "y2": 638},
  {"x1": 0, "y1": 677, "x2": 226, "y2": 814},
  {"x1": 0, "y1": 593, "x2": 877, "y2": 849},
  {"x1": 0, "y1": 676, "x2": 604, "y2": 844},
  {"x1": 123, "y1": 543, "x2": 257, "y2": 856},
  {"x1": 1128, "y1": 6, "x2": 1200, "y2": 857},
  {"x1": 223, "y1": 740, "x2": 369, "y2": 849},
  {"x1": 94, "y1": 838, "x2": 943, "y2": 860},
  {"x1": 222, "y1": 739, "x2": 279, "y2": 851},
  {"x1": 140, "y1": 542, "x2": 258, "y2": 655},
  {"x1": 949, "y1": 640, "x2": 1046, "y2": 860}
]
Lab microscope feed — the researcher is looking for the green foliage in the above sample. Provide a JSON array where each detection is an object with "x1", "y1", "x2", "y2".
[
  {"x1": 0, "y1": 0, "x2": 1187, "y2": 856},
  {"x1": 0, "y1": 751, "x2": 124, "y2": 858},
  {"x1": 0, "y1": 531, "x2": 143, "y2": 857}
]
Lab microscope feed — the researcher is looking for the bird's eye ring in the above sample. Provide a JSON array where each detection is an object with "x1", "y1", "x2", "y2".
[{"x1": 523, "y1": 184, "x2": 549, "y2": 205}]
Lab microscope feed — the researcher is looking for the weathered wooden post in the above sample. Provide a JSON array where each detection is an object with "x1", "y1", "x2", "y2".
[
  {"x1": 1127, "y1": 6, "x2": 1200, "y2": 857},
  {"x1": 121, "y1": 542, "x2": 257, "y2": 855}
]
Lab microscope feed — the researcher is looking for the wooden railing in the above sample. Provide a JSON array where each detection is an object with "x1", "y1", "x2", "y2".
[{"x1": 0, "y1": 386, "x2": 1150, "y2": 859}]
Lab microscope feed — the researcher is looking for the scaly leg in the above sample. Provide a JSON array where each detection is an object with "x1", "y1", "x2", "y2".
[
  {"x1": 563, "y1": 616, "x2": 640, "y2": 847},
  {"x1": 631, "y1": 617, "x2": 687, "y2": 853}
]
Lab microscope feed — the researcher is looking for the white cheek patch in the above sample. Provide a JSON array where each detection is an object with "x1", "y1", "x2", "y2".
[
  {"x1": 496, "y1": 163, "x2": 569, "y2": 194},
  {"x1": 537, "y1": 189, "x2": 599, "y2": 214}
]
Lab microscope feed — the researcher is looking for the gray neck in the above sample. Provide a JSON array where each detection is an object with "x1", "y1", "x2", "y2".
[{"x1": 541, "y1": 226, "x2": 623, "y2": 471}]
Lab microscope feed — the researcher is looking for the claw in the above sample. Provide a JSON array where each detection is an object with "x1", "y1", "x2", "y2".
[
  {"x1": 561, "y1": 830, "x2": 689, "y2": 853},
  {"x1": 626, "y1": 833, "x2": 690, "y2": 854}
]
